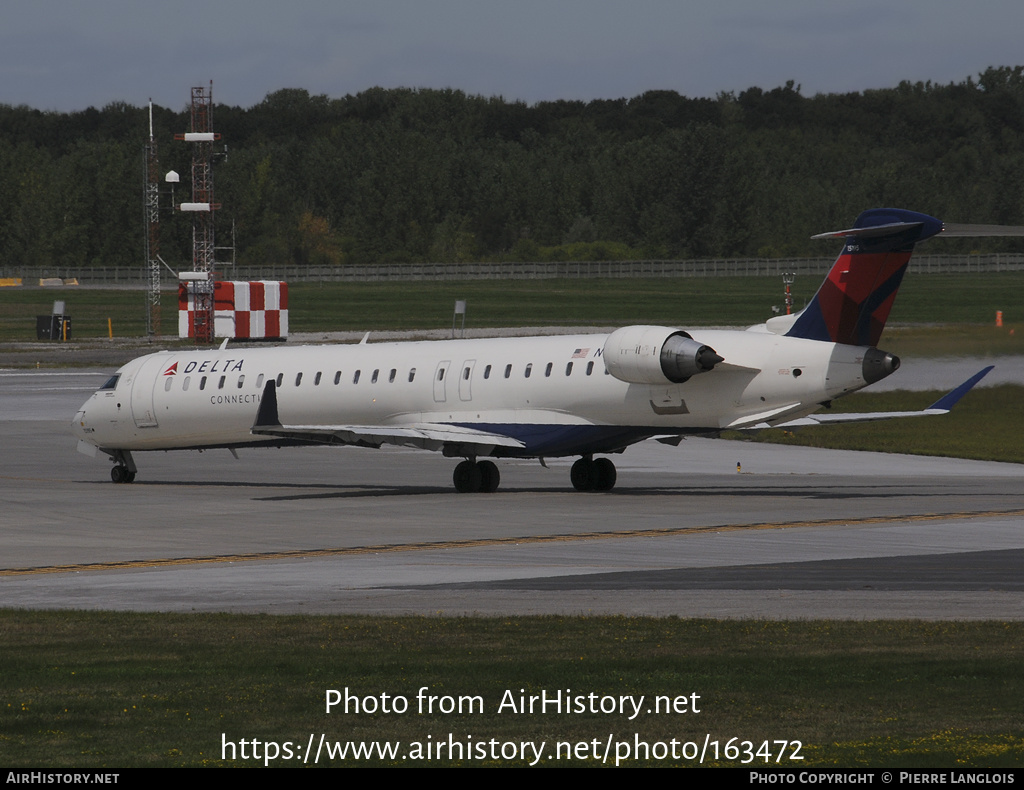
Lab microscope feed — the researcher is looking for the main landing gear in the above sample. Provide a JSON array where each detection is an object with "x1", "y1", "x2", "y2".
[
  {"x1": 570, "y1": 456, "x2": 617, "y2": 492},
  {"x1": 451, "y1": 455, "x2": 618, "y2": 493},
  {"x1": 453, "y1": 459, "x2": 500, "y2": 493}
]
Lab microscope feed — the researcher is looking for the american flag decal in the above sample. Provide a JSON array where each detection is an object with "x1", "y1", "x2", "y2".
[{"x1": 572, "y1": 348, "x2": 590, "y2": 358}]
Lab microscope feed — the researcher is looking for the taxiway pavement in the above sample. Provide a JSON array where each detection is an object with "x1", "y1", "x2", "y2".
[{"x1": 2, "y1": 367, "x2": 1022, "y2": 619}]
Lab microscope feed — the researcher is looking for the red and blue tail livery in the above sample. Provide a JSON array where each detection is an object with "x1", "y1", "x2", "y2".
[{"x1": 786, "y1": 209, "x2": 945, "y2": 347}]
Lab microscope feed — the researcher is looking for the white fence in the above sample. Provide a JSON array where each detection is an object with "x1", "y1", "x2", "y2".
[{"x1": 4, "y1": 253, "x2": 1023, "y2": 286}]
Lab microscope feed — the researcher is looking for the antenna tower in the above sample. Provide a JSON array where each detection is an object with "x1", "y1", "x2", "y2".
[
  {"x1": 176, "y1": 82, "x2": 220, "y2": 343},
  {"x1": 144, "y1": 101, "x2": 160, "y2": 336}
]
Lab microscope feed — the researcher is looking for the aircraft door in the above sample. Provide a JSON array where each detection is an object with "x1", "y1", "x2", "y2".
[
  {"x1": 433, "y1": 360, "x2": 451, "y2": 403},
  {"x1": 129, "y1": 355, "x2": 168, "y2": 427},
  {"x1": 459, "y1": 359, "x2": 476, "y2": 402}
]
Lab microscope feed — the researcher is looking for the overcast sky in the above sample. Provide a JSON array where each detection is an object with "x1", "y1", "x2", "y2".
[{"x1": 2, "y1": 0, "x2": 1022, "y2": 112}]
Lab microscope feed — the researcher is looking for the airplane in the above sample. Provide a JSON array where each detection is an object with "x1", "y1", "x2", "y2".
[{"x1": 72, "y1": 208, "x2": 1017, "y2": 492}]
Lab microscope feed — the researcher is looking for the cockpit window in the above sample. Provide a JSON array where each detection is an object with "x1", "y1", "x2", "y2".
[{"x1": 99, "y1": 375, "x2": 119, "y2": 390}]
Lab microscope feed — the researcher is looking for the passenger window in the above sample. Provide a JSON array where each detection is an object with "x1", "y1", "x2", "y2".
[
  {"x1": 437, "y1": 368, "x2": 445, "y2": 381},
  {"x1": 164, "y1": 377, "x2": 173, "y2": 392},
  {"x1": 565, "y1": 362, "x2": 573, "y2": 376},
  {"x1": 504, "y1": 364, "x2": 512, "y2": 379},
  {"x1": 256, "y1": 374, "x2": 265, "y2": 388},
  {"x1": 182, "y1": 376, "x2": 191, "y2": 392},
  {"x1": 372, "y1": 369, "x2": 379, "y2": 384},
  {"x1": 276, "y1": 373, "x2": 283, "y2": 387},
  {"x1": 586, "y1": 361, "x2": 594, "y2": 375},
  {"x1": 200, "y1": 376, "x2": 207, "y2": 391},
  {"x1": 334, "y1": 371, "x2": 342, "y2": 385},
  {"x1": 463, "y1": 366, "x2": 470, "y2": 380},
  {"x1": 389, "y1": 368, "x2": 396, "y2": 383},
  {"x1": 524, "y1": 363, "x2": 532, "y2": 378},
  {"x1": 353, "y1": 370, "x2": 361, "y2": 384},
  {"x1": 315, "y1": 371, "x2": 322, "y2": 385},
  {"x1": 408, "y1": 368, "x2": 416, "y2": 382},
  {"x1": 295, "y1": 372, "x2": 303, "y2": 386},
  {"x1": 545, "y1": 362, "x2": 552, "y2": 377},
  {"x1": 483, "y1": 365, "x2": 491, "y2": 379},
  {"x1": 218, "y1": 375, "x2": 226, "y2": 389},
  {"x1": 237, "y1": 375, "x2": 245, "y2": 388}
]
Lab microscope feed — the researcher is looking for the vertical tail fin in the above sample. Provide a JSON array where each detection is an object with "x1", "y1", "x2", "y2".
[{"x1": 786, "y1": 208, "x2": 943, "y2": 347}]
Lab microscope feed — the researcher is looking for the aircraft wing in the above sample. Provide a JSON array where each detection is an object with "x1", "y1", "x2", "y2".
[
  {"x1": 250, "y1": 381, "x2": 525, "y2": 453},
  {"x1": 744, "y1": 366, "x2": 994, "y2": 430},
  {"x1": 722, "y1": 403, "x2": 805, "y2": 429}
]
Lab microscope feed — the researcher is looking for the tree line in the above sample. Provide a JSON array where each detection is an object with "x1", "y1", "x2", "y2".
[{"x1": 2, "y1": 66, "x2": 1024, "y2": 271}]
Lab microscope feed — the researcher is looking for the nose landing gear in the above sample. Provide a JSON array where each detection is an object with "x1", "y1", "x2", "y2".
[
  {"x1": 108, "y1": 450, "x2": 137, "y2": 484},
  {"x1": 111, "y1": 465, "x2": 136, "y2": 484}
]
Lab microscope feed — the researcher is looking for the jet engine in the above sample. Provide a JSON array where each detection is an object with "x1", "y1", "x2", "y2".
[{"x1": 602, "y1": 325, "x2": 724, "y2": 385}]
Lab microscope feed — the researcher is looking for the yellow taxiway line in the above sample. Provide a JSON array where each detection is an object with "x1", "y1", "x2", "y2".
[{"x1": 5, "y1": 508, "x2": 1024, "y2": 577}]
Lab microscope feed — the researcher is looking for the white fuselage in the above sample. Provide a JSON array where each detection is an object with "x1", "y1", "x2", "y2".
[{"x1": 72, "y1": 326, "x2": 876, "y2": 459}]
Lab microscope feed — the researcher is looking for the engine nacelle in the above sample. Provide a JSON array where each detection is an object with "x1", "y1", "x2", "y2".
[{"x1": 603, "y1": 325, "x2": 724, "y2": 385}]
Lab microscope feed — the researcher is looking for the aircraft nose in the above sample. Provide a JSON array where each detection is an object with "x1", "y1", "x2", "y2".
[
  {"x1": 71, "y1": 408, "x2": 87, "y2": 439},
  {"x1": 72, "y1": 392, "x2": 100, "y2": 442}
]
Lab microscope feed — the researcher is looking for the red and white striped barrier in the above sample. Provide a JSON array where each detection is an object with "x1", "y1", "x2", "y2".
[{"x1": 178, "y1": 280, "x2": 288, "y2": 339}]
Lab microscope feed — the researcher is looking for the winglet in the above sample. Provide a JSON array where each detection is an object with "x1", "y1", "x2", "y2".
[
  {"x1": 253, "y1": 380, "x2": 281, "y2": 428},
  {"x1": 927, "y1": 366, "x2": 994, "y2": 412}
]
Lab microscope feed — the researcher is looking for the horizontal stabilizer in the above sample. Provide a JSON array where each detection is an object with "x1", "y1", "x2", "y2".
[
  {"x1": 940, "y1": 223, "x2": 1024, "y2": 237},
  {"x1": 811, "y1": 221, "x2": 923, "y2": 240},
  {"x1": 813, "y1": 220, "x2": 1024, "y2": 240}
]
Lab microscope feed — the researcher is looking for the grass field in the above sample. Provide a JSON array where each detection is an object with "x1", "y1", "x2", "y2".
[
  {"x1": 2, "y1": 612, "x2": 1022, "y2": 768},
  {"x1": 2, "y1": 272, "x2": 1022, "y2": 344}
]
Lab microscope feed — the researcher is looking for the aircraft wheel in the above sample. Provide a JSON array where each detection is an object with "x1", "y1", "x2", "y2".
[
  {"x1": 594, "y1": 458, "x2": 617, "y2": 491},
  {"x1": 125, "y1": 470, "x2": 137, "y2": 483},
  {"x1": 570, "y1": 458, "x2": 596, "y2": 491},
  {"x1": 110, "y1": 465, "x2": 127, "y2": 484},
  {"x1": 478, "y1": 460, "x2": 500, "y2": 493},
  {"x1": 453, "y1": 460, "x2": 482, "y2": 493}
]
